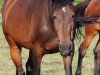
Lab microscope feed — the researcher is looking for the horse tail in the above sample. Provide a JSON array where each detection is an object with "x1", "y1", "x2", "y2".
[
  {"x1": 76, "y1": 10, "x2": 100, "y2": 25},
  {"x1": 74, "y1": 0, "x2": 90, "y2": 27},
  {"x1": 74, "y1": 0, "x2": 91, "y2": 46},
  {"x1": 74, "y1": 0, "x2": 100, "y2": 46}
]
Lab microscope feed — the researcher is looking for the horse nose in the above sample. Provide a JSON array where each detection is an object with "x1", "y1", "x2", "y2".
[{"x1": 59, "y1": 42, "x2": 74, "y2": 57}]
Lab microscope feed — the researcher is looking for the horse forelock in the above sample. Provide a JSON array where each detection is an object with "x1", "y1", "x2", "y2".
[{"x1": 51, "y1": 0, "x2": 72, "y2": 8}]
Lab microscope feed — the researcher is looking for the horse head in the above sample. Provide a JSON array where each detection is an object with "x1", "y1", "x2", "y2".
[
  {"x1": 52, "y1": 0, "x2": 75, "y2": 56},
  {"x1": 52, "y1": 0, "x2": 75, "y2": 74}
]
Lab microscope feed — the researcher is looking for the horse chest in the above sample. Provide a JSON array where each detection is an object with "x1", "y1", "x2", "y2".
[{"x1": 40, "y1": 25, "x2": 55, "y2": 38}]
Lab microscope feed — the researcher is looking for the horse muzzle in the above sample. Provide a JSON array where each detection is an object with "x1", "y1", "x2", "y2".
[{"x1": 59, "y1": 42, "x2": 74, "y2": 57}]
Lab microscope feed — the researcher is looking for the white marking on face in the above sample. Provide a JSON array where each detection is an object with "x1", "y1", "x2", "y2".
[{"x1": 62, "y1": 7, "x2": 66, "y2": 13}]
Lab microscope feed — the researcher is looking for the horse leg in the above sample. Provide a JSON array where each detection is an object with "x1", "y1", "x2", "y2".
[
  {"x1": 31, "y1": 42, "x2": 44, "y2": 75},
  {"x1": 60, "y1": 42, "x2": 74, "y2": 75},
  {"x1": 5, "y1": 36, "x2": 25, "y2": 75},
  {"x1": 26, "y1": 50, "x2": 33, "y2": 75},
  {"x1": 94, "y1": 33, "x2": 100, "y2": 75},
  {"x1": 75, "y1": 32, "x2": 97, "y2": 75}
]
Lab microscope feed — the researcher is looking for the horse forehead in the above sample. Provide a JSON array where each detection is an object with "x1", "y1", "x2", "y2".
[{"x1": 62, "y1": 7, "x2": 66, "y2": 13}]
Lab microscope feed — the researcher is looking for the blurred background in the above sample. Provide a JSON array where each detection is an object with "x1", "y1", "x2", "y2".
[
  {"x1": 0, "y1": 0, "x2": 2, "y2": 14},
  {"x1": 0, "y1": 0, "x2": 97, "y2": 75}
]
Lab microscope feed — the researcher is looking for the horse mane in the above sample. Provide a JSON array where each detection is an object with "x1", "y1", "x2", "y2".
[
  {"x1": 74, "y1": 0, "x2": 91, "y2": 28},
  {"x1": 75, "y1": 0, "x2": 90, "y2": 19},
  {"x1": 51, "y1": 0, "x2": 73, "y2": 9}
]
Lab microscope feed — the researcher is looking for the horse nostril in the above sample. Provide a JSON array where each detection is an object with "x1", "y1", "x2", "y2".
[
  {"x1": 53, "y1": 16, "x2": 57, "y2": 19},
  {"x1": 69, "y1": 42, "x2": 73, "y2": 50}
]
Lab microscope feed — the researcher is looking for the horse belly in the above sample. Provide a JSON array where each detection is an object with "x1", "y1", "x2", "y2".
[
  {"x1": 3, "y1": 14, "x2": 33, "y2": 49},
  {"x1": 85, "y1": 0, "x2": 100, "y2": 16},
  {"x1": 5, "y1": 24, "x2": 33, "y2": 49}
]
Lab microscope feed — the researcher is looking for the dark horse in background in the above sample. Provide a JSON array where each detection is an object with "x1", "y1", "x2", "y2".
[
  {"x1": 75, "y1": 0, "x2": 100, "y2": 75},
  {"x1": 2, "y1": 0, "x2": 75, "y2": 75}
]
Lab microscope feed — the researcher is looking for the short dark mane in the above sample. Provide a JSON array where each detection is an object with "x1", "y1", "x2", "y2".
[
  {"x1": 74, "y1": 0, "x2": 91, "y2": 26},
  {"x1": 75, "y1": 0, "x2": 90, "y2": 17},
  {"x1": 51, "y1": 0, "x2": 72, "y2": 9}
]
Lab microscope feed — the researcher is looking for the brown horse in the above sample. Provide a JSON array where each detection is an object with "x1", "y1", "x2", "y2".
[
  {"x1": 2, "y1": 0, "x2": 75, "y2": 75},
  {"x1": 75, "y1": 0, "x2": 100, "y2": 75}
]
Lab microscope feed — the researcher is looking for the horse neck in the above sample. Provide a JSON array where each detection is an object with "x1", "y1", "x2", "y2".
[{"x1": 31, "y1": 0, "x2": 53, "y2": 22}]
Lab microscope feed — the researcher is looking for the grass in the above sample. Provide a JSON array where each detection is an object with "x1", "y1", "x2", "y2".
[
  {"x1": 0, "y1": 0, "x2": 2, "y2": 14},
  {"x1": 75, "y1": 0, "x2": 84, "y2": 3},
  {"x1": 0, "y1": 0, "x2": 2, "y2": 6}
]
